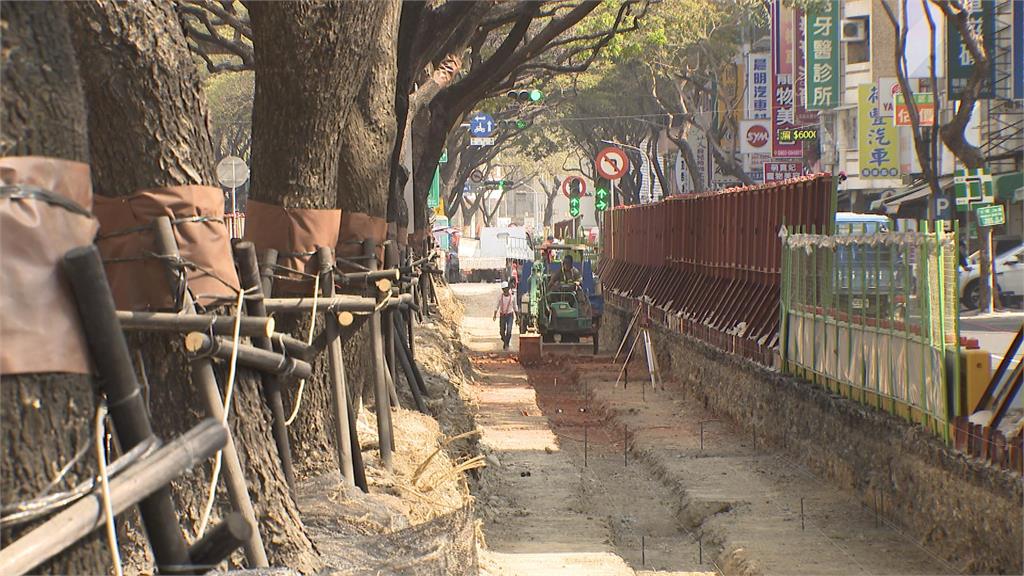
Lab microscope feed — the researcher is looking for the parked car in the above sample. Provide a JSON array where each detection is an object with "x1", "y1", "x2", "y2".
[{"x1": 959, "y1": 242, "x2": 1024, "y2": 309}]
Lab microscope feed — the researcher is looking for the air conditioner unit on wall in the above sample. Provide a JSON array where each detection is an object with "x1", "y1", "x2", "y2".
[{"x1": 841, "y1": 18, "x2": 868, "y2": 42}]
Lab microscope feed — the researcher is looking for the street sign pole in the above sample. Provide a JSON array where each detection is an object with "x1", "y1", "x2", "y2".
[{"x1": 230, "y1": 163, "x2": 238, "y2": 237}]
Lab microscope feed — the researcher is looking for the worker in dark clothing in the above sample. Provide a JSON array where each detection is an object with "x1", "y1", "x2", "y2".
[
  {"x1": 548, "y1": 253, "x2": 582, "y2": 291},
  {"x1": 958, "y1": 239, "x2": 972, "y2": 270}
]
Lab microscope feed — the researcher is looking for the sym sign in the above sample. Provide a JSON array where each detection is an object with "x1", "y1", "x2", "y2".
[{"x1": 740, "y1": 120, "x2": 772, "y2": 154}]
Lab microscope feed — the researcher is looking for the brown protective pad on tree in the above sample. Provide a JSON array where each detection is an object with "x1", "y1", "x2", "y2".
[
  {"x1": 337, "y1": 211, "x2": 387, "y2": 262},
  {"x1": 94, "y1": 186, "x2": 240, "y2": 311},
  {"x1": 243, "y1": 200, "x2": 342, "y2": 295},
  {"x1": 409, "y1": 228, "x2": 433, "y2": 252},
  {"x1": 0, "y1": 157, "x2": 98, "y2": 375}
]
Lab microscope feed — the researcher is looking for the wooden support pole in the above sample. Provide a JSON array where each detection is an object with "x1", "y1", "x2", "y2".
[
  {"x1": 392, "y1": 316, "x2": 429, "y2": 414},
  {"x1": 151, "y1": 218, "x2": 269, "y2": 567},
  {"x1": 186, "y1": 512, "x2": 252, "y2": 571},
  {"x1": 235, "y1": 242, "x2": 297, "y2": 496},
  {"x1": 262, "y1": 294, "x2": 378, "y2": 314},
  {"x1": 405, "y1": 307, "x2": 416, "y2": 362},
  {"x1": 0, "y1": 419, "x2": 228, "y2": 576},
  {"x1": 61, "y1": 245, "x2": 193, "y2": 574},
  {"x1": 258, "y1": 248, "x2": 277, "y2": 297},
  {"x1": 116, "y1": 311, "x2": 274, "y2": 338},
  {"x1": 367, "y1": 241, "x2": 394, "y2": 471},
  {"x1": 184, "y1": 333, "x2": 313, "y2": 380},
  {"x1": 383, "y1": 241, "x2": 399, "y2": 414},
  {"x1": 317, "y1": 247, "x2": 355, "y2": 487},
  {"x1": 393, "y1": 314, "x2": 430, "y2": 399},
  {"x1": 336, "y1": 268, "x2": 400, "y2": 286},
  {"x1": 269, "y1": 331, "x2": 316, "y2": 360},
  {"x1": 346, "y1": 382, "x2": 369, "y2": 492}
]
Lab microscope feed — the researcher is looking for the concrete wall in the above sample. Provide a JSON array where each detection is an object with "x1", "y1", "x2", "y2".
[{"x1": 601, "y1": 305, "x2": 1022, "y2": 574}]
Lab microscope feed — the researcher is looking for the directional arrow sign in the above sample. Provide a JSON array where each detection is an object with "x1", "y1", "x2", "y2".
[
  {"x1": 568, "y1": 195, "x2": 581, "y2": 217},
  {"x1": 595, "y1": 147, "x2": 629, "y2": 180},
  {"x1": 595, "y1": 186, "x2": 610, "y2": 211},
  {"x1": 468, "y1": 112, "x2": 495, "y2": 137}
]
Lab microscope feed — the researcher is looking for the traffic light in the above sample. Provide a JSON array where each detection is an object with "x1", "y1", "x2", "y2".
[
  {"x1": 568, "y1": 195, "x2": 581, "y2": 217},
  {"x1": 496, "y1": 119, "x2": 530, "y2": 130},
  {"x1": 568, "y1": 178, "x2": 581, "y2": 217},
  {"x1": 483, "y1": 179, "x2": 514, "y2": 189},
  {"x1": 595, "y1": 185, "x2": 610, "y2": 211},
  {"x1": 506, "y1": 89, "x2": 544, "y2": 103}
]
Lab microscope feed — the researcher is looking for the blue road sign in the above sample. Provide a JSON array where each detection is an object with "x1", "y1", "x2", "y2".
[{"x1": 469, "y1": 112, "x2": 495, "y2": 137}]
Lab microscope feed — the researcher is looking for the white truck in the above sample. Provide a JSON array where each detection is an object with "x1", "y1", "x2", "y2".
[{"x1": 457, "y1": 226, "x2": 531, "y2": 282}]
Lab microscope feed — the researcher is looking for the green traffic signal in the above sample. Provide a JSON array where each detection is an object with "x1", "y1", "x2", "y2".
[
  {"x1": 516, "y1": 119, "x2": 528, "y2": 129},
  {"x1": 595, "y1": 187, "x2": 609, "y2": 212},
  {"x1": 529, "y1": 89, "x2": 543, "y2": 102},
  {"x1": 569, "y1": 197, "x2": 580, "y2": 217}
]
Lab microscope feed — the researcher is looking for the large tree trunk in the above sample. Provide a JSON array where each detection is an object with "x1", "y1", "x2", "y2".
[
  {"x1": 66, "y1": 2, "x2": 318, "y2": 571},
  {"x1": 336, "y1": 1, "x2": 399, "y2": 218},
  {"x1": 247, "y1": 1, "x2": 395, "y2": 476},
  {"x1": 0, "y1": 4, "x2": 108, "y2": 574}
]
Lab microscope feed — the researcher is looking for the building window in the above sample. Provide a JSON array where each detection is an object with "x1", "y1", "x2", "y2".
[{"x1": 845, "y1": 16, "x2": 871, "y2": 64}]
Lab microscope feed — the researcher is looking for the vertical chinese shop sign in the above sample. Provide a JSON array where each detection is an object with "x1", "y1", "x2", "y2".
[
  {"x1": 947, "y1": 0, "x2": 995, "y2": 99},
  {"x1": 746, "y1": 53, "x2": 771, "y2": 120},
  {"x1": 858, "y1": 84, "x2": 900, "y2": 178},
  {"x1": 804, "y1": 1, "x2": 840, "y2": 110},
  {"x1": 771, "y1": 1, "x2": 801, "y2": 157}
]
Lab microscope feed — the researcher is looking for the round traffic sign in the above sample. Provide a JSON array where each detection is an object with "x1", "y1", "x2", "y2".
[
  {"x1": 468, "y1": 111, "x2": 495, "y2": 137},
  {"x1": 470, "y1": 169, "x2": 484, "y2": 183},
  {"x1": 561, "y1": 175, "x2": 587, "y2": 198},
  {"x1": 595, "y1": 147, "x2": 629, "y2": 180},
  {"x1": 216, "y1": 156, "x2": 249, "y2": 188}
]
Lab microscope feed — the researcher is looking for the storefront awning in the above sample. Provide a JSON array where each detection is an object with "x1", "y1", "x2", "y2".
[{"x1": 869, "y1": 176, "x2": 954, "y2": 216}]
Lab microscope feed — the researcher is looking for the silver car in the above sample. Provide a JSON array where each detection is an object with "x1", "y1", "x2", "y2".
[{"x1": 959, "y1": 243, "x2": 1024, "y2": 309}]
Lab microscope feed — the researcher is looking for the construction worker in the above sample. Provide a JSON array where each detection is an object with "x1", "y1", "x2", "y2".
[
  {"x1": 548, "y1": 253, "x2": 582, "y2": 291},
  {"x1": 493, "y1": 282, "x2": 517, "y2": 351}
]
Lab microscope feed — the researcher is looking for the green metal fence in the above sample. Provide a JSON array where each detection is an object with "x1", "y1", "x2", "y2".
[{"x1": 779, "y1": 222, "x2": 960, "y2": 439}]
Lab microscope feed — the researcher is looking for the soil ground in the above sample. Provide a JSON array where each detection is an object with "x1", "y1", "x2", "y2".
[{"x1": 455, "y1": 283, "x2": 953, "y2": 576}]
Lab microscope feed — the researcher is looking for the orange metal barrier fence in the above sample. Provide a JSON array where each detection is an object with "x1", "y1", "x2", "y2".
[{"x1": 600, "y1": 174, "x2": 835, "y2": 364}]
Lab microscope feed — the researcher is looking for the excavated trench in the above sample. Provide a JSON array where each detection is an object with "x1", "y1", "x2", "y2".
[
  {"x1": 454, "y1": 283, "x2": 953, "y2": 576},
  {"x1": 522, "y1": 361, "x2": 724, "y2": 574}
]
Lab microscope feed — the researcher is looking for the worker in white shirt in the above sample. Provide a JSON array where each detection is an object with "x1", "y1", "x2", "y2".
[{"x1": 493, "y1": 282, "x2": 517, "y2": 351}]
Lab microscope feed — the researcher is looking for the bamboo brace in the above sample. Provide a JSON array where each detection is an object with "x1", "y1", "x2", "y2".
[{"x1": 116, "y1": 310, "x2": 274, "y2": 338}]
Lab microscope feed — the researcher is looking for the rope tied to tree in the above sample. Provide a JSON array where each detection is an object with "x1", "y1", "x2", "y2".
[{"x1": 283, "y1": 267, "x2": 322, "y2": 426}]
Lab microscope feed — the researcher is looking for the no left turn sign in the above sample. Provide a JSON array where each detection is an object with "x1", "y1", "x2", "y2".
[{"x1": 595, "y1": 147, "x2": 629, "y2": 180}]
